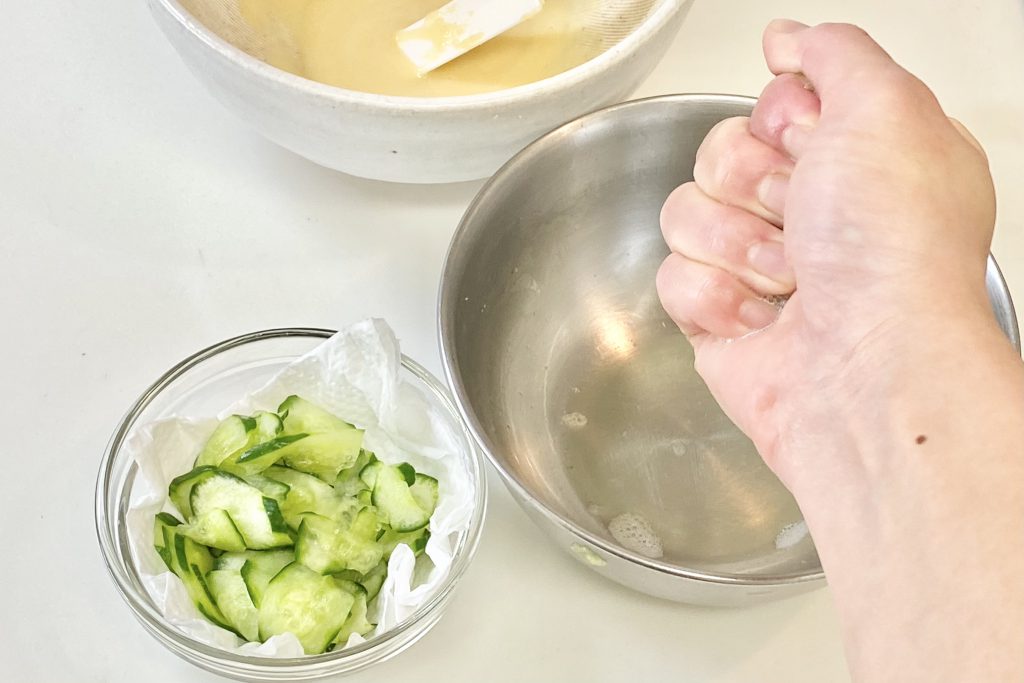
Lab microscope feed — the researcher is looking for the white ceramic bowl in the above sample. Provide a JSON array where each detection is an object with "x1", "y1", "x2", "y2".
[{"x1": 147, "y1": 0, "x2": 694, "y2": 183}]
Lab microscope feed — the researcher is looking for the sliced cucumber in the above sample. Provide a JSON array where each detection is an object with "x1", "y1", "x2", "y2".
[
  {"x1": 253, "y1": 410, "x2": 283, "y2": 442},
  {"x1": 409, "y1": 474, "x2": 439, "y2": 517},
  {"x1": 276, "y1": 433, "x2": 363, "y2": 482},
  {"x1": 239, "y1": 549, "x2": 294, "y2": 608},
  {"x1": 178, "y1": 508, "x2": 247, "y2": 552},
  {"x1": 278, "y1": 395, "x2": 356, "y2": 434},
  {"x1": 168, "y1": 466, "x2": 219, "y2": 520},
  {"x1": 332, "y1": 578, "x2": 366, "y2": 597},
  {"x1": 359, "y1": 460, "x2": 383, "y2": 490},
  {"x1": 214, "y1": 551, "x2": 251, "y2": 571},
  {"x1": 154, "y1": 397, "x2": 438, "y2": 647},
  {"x1": 153, "y1": 512, "x2": 180, "y2": 571},
  {"x1": 258, "y1": 562, "x2": 355, "y2": 655},
  {"x1": 157, "y1": 519, "x2": 232, "y2": 630},
  {"x1": 359, "y1": 561, "x2": 387, "y2": 601},
  {"x1": 195, "y1": 415, "x2": 256, "y2": 468},
  {"x1": 276, "y1": 396, "x2": 364, "y2": 480},
  {"x1": 331, "y1": 590, "x2": 373, "y2": 647},
  {"x1": 372, "y1": 465, "x2": 431, "y2": 532},
  {"x1": 189, "y1": 471, "x2": 293, "y2": 549},
  {"x1": 263, "y1": 466, "x2": 358, "y2": 529},
  {"x1": 295, "y1": 510, "x2": 383, "y2": 575},
  {"x1": 334, "y1": 450, "x2": 375, "y2": 497},
  {"x1": 221, "y1": 433, "x2": 309, "y2": 476},
  {"x1": 242, "y1": 473, "x2": 290, "y2": 502},
  {"x1": 379, "y1": 526, "x2": 430, "y2": 560},
  {"x1": 207, "y1": 568, "x2": 259, "y2": 642}
]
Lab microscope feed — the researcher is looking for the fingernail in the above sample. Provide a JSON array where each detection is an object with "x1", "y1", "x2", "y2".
[
  {"x1": 768, "y1": 18, "x2": 809, "y2": 35},
  {"x1": 747, "y1": 240, "x2": 794, "y2": 287},
  {"x1": 781, "y1": 124, "x2": 814, "y2": 158},
  {"x1": 758, "y1": 173, "x2": 789, "y2": 217},
  {"x1": 738, "y1": 298, "x2": 780, "y2": 331}
]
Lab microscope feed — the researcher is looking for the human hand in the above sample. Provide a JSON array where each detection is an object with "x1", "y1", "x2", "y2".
[{"x1": 657, "y1": 20, "x2": 1000, "y2": 488}]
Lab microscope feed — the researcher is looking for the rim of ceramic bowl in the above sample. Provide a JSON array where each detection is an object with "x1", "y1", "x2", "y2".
[
  {"x1": 151, "y1": 0, "x2": 689, "y2": 111},
  {"x1": 439, "y1": 91, "x2": 1017, "y2": 588},
  {"x1": 95, "y1": 327, "x2": 488, "y2": 672}
]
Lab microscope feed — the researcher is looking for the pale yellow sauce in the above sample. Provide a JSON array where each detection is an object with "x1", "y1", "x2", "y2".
[{"x1": 214, "y1": 0, "x2": 602, "y2": 96}]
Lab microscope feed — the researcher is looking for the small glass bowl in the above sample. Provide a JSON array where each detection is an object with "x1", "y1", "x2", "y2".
[{"x1": 95, "y1": 328, "x2": 487, "y2": 681}]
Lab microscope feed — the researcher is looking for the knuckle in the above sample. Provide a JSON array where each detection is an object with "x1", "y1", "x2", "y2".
[
  {"x1": 813, "y1": 22, "x2": 871, "y2": 45},
  {"x1": 660, "y1": 182, "x2": 699, "y2": 239},
  {"x1": 693, "y1": 268, "x2": 735, "y2": 310}
]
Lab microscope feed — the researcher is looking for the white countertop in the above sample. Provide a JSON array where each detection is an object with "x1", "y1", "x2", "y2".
[{"x1": 3, "y1": 1, "x2": 1022, "y2": 680}]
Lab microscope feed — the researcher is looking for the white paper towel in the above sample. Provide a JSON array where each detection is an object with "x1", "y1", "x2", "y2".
[{"x1": 124, "y1": 319, "x2": 477, "y2": 656}]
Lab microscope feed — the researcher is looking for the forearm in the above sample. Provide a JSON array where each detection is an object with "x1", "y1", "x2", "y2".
[{"x1": 789, "y1": 319, "x2": 1024, "y2": 682}]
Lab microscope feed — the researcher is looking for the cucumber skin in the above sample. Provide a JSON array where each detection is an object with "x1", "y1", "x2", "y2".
[
  {"x1": 235, "y1": 433, "x2": 308, "y2": 465},
  {"x1": 396, "y1": 463, "x2": 416, "y2": 487}
]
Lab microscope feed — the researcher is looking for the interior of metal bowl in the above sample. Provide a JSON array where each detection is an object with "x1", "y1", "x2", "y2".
[{"x1": 442, "y1": 95, "x2": 824, "y2": 579}]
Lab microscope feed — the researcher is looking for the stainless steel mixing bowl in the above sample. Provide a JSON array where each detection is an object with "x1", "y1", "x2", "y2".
[{"x1": 438, "y1": 94, "x2": 1021, "y2": 606}]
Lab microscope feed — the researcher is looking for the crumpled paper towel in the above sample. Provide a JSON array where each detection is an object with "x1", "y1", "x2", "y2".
[{"x1": 124, "y1": 319, "x2": 477, "y2": 656}]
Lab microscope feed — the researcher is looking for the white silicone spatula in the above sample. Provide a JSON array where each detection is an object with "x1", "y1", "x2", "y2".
[{"x1": 397, "y1": 0, "x2": 545, "y2": 76}]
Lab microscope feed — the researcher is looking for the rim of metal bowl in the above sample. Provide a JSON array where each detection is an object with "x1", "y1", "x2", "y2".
[
  {"x1": 94, "y1": 327, "x2": 487, "y2": 671},
  {"x1": 151, "y1": 0, "x2": 689, "y2": 111},
  {"x1": 439, "y1": 92, "x2": 1024, "y2": 588}
]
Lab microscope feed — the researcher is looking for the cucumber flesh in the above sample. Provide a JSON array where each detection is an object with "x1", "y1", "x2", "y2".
[
  {"x1": 214, "y1": 551, "x2": 252, "y2": 571},
  {"x1": 263, "y1": 466, "x2": 358, "y2": 529},
  {"x1": 168, "y1": 466, "x2": 219, "y2": 520},
  {"x1": 379, "y1": 526, "x2": 430, "y2": 560},
  {"x1": 372, "y1": 465, "x2": 431, "y2": 532},
  {"x1": 178, "y1": 508, "x2": 247, "y2": 552},
  {"x1": 195, "y1": 415, "x2": 256, "y2": 468},
  {"x1": 359, "y1": 561, "x2": 387, "y2": 601},
  {"x1": 207, "y1": 568, "x2": 260, "y2": 642},
  {"x1": 276, "y1": 396, "x2": 364, "y2": 480},
  {"x1": 409, "y1": 474, "x2": 439, "y2": 517},
  {"x1": 279, "y1": 433, "x2": 364, "y2": 482},
  {"x1": 278, "y1": 395, "x2": 355, "y2": 434},
  {"x1": 331, "y1": 591, "x2": 373, "y2": 647},
  {"x1": 253, "y1": 411, "x2": 283, "y2": 442},
  {"x1": 295, "y1": 510, "x2": 383, "y2": 575},
  {"x1": 359, "y1": 460, "x2": 383, "y2": 490},
  {"x1": 242, "y1": 473, "x2": 290, "y2": 502},
  {"x1": 239, "y1": 549, "x2": 294, "y2": 608},
  {"x1": 258, "y1": 562, "x2": 355, "y2": 655},
  {"x1": 334, "y1": 450, "x2": 374, "y2": 497},
  {"x1": 190, "y1": 471, "x2": 293, "y2": 549}
]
